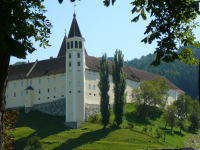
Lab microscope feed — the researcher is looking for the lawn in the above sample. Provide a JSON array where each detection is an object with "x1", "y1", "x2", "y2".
[{"x1": 11, "y1": 103, "x2": 199, "y2": 150}]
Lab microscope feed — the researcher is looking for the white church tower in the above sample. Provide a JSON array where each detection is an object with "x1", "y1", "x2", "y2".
[{"x1": 65, "y1": 13, "x2": 86, "y2": 128}]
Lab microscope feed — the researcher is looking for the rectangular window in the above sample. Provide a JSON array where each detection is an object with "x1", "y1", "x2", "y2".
[
  {"x1": 14, "y1": 92, "x2": 16, "y2": 97},
  {"x1": 62, "y1": 86, "x2": 64, "y2": 91},
  {"x1": 30, "y1": 80, "x2": 32, "y2": 85},
  {"x1": 93, "y1": 74, "x2": 95, "y2": 80},
  {"x1": 77, "y1": 70, "x2": 81, "y2": 76},
  {"x1": 77, "y1": 62, "x2": 80, "y2": 66},
  {"x1": 89, "y1": 73, "x2": 91, "y2": 78},
  {"x1": 69, "y1": 82, "x2": 71, "y2": 87},
  {"x1": 39, "y1": 89, "x2": 41, "y2": 94},
  {"x1": 78, "y1": 91, "x2": 81, "y2": 93},
  {"x1": 47, "y1": 97, "x2": 49, "y2": 99},
  {"x1": 89, "y1": 93, "x2": 91, "y2": 95},
  {"x1": 54, "y1": 77, "x2": 56, "y2": 82},
  {"x1": 62, "y1": 95, "x2": 64, "y2": 97},
  {"x1": 131, "y1": 83, "x2": 133, "y2": 88},
  {"x1": 77, "y1": 53, "x2": 80, "y2": 58},
  {"x1": 78, "y1": 81, "x2": 81, "y2": 86},
  {"x1": 26, "y1": 91, "x2": 28, "y2": 94},
  {"x1": 6, "y1": 94, "x2": 9, "y2": 98},
  {"x1": 89, "y1": 84, "x2": 91, "y2": 89},
  {"x1": 136, "y1": 83, "x2": 138, "y2": 88},
  {"x1": 69, "y1": 53, "x2": 71, "y2": 58},
  {"x1": 69, "y1": 91, "x2": 71, "y2": 93},
  {"x1": 69, "y1": 70, "x2": 72, "y2": 76},
  {"x1": 54, "y1": 87, "x2": 56, "y2": 92},
  {"x1": 54, "y1": 96, "x2": 56, "y2": 98},
  {"x1": 14, "y1": 83, "x2": 16, "y2": 88},
  {"x1": 21, "y1": 91, "x2": 23, "y2": 96},
  {"x1": 38, "y1": 98, "x2": 40, "y2": 100},
  {"x1": 61, "y1": 75, "x2": 65, "y2": 81},
  {"x1": 94, "y1": 94, "x2": 96, "y2": 96},
  {"x1": 69, "y1": 62, "x2": 71, "y2": 67},
  {"x1": 93, "y1": 85, "x2": 95, "y2": 90},
  {"x1": 47, "y1": 78, "x2": 50, "y2": 83},
  {"x1": 47, "y1": 88, "x2": 50, "y2": 93},
  {"x1": 39, "y1": 79, "x2": 41, "y2": 84},
  {"x1": 21, "y1": 82, "x2": 23, "y2": 87}
]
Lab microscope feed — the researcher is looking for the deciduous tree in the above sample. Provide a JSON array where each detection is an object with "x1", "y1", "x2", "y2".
[
  {"x1": 112, "y1": 50, "x2": 126, "y2": 128},
  {"x1": 163, "y1": 105, "x2": 177, "y2": 132},
  {"x1": 98, "y1": 53, "x2": 110, "y2": 129},
  {"x1": 0, "y1": 1, "x2": 51, "y2": 149},
  {"x1": 132, "y1": 77, "x2": 169, "y2": 116}
]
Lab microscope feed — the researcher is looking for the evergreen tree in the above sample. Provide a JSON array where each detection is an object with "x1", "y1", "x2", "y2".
[
  {"x1": 98, "y1": 53, "x2": 110, "y2": 129},
  {"x1": 112, "y1": 50, "x2": 127, "y2": 128}
]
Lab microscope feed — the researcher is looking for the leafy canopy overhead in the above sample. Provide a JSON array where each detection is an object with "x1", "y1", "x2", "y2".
[{"x1": 0, "y1": 0, "x2": 52, "y2": 59}]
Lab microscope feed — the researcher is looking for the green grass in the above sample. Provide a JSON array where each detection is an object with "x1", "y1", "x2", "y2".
[{"x1": 11, "y1": 103, "x2": 200, "y2": 150}]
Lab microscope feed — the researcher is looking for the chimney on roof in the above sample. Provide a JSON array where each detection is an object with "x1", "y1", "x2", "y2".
[{"x1": 50, "y1": 56, "x2": 53, "y2": 59}]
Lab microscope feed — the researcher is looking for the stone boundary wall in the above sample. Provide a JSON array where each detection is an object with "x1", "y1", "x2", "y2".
[
  {"x1": 85, "y1": 103, "x2": 114, "y2": 120},
  {"x1": 8, "y1": 99, "x2": 114, "y2": 121},
  {"x1": 32, "y1": 98, "x2": 66, "y2": 116}
]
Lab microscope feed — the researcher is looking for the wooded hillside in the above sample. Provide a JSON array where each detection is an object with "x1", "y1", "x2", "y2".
[{"x1": 123, "y1": 46, "x2": 199, "y2": 100}]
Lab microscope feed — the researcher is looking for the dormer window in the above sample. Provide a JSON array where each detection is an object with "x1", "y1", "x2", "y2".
[
  {"x1": 71, "y1": 41, "x2": 73, "y2": 48},
  {"x1": 75, "y1": 41, "x2": 78, "y2": 48},
  {"x1": 79, "y1": 41, "x2": 82, "y2": 48}
]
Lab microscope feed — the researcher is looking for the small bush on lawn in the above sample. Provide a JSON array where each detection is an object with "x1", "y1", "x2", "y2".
[{"x1": 23, "y1": 133, "x2": 43, "y2": 150}]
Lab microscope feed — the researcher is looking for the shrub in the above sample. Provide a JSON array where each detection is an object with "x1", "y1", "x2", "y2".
[
  {"x1": 23, "y1": 133, "x2": 43, "y2": 150},
  {"x1": 127, "y1": 122, "x2": 134, "y2": 129},
  {"x1": 155, "y1": 128, "x2": 162, "y2": 138},
  {"x1": 142, "y1": 126, "x2": 148, "y2": 132}
]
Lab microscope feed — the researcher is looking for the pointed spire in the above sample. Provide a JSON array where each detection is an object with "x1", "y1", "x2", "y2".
[{"x1": 68, "y1": 13, "x2": 82, "y2": 38}]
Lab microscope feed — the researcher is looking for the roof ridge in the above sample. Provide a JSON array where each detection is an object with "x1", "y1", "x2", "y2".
[
  {"x1": 126, "y1": 65, "x2": 141, "y2": 81},
  {"x1": 25, "y1": 59, "x2": 38, "y2": 77}
]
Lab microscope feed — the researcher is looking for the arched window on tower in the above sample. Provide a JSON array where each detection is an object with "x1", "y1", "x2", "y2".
[
  {"x1": 67, "y1": 42, "x2": 70, "y2": 49},
  {"x1": 75, "y1": 41, "x2": 78, "y2": 48},
  {"x1": 79, "y1": 41, "x2": 82, "y2": 49},
  {"x1": 71, "y1": 41, "x2": 73, "y2": 48}
]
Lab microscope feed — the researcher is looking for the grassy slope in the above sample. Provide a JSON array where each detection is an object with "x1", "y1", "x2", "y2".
[{"x1": 12, "y1": 104, "x2": 199, "y2": 150}]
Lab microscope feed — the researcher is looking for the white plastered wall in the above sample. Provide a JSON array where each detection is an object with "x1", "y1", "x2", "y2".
[{"x1": 6, "y1": 72, "x2": 66, "y2": 108}]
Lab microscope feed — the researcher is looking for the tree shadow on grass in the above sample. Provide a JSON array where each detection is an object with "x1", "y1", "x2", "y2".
[
  {"x1": 173, "y1": 131, "x2": 185, "y2": 137},
  {"x1": 124, "y1": 105, "x2": 163, "y2": 126},
  {"x1": 53, "y1": 128, "x2": 116, "y2": 150},
  {"x1": 12, "y1": 109, "x2": 68, "y2": 149}
]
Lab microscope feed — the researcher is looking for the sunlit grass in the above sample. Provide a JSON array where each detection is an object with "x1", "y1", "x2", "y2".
[{"x1": 12, "y1": 103, "x2": 200, "y2": 150}]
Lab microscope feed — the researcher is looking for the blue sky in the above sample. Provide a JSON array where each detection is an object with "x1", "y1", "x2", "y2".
[{"x1": 10, "y1": 0, "x2": 200, "y2": 64}]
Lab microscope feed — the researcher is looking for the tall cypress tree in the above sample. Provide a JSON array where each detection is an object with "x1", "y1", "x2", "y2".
[
  {"x1": 98, "y1": 53, "x2": 110, "y2": 129},
  {"x1": 112, "y1": 50, "x2": 127, "y2": 128}
]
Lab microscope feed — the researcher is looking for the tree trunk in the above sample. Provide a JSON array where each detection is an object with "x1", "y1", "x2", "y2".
[{"x1": 0, "y1": 51, "x2": 10, "y2": 150}]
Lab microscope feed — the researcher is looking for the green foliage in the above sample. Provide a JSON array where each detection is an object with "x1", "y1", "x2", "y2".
[
  {"x1": 88, "y1": 114, "x2": 103, "y2": 124},
  {"x1": 132, "y1": 77, "x2": 169, "y2": 116},
  {"x1": 177, "y1": 117, "x2": 187, "y2": 133},
  {"x1": 163, "y1": 105, "x2": 177, "y2": 132},
  {"x1": 188, "y1": 100, "x2": 200, "y2": 130},
  {"x1": 155, "y1": 127, "x2": 162, "y2": 138},
  {"x1": 23, "y1": 133, "x2": 43, "y2": 150},
  {"x1": 1, "y1": 0, "x2": 52, "y2": 59},
  {"x1": 98, "y1": 53, "x2": 110, "y2": 128},
  {"x1": 124, "y1": 46, "x2": 199, "y2": 100},
  {"x1": 13, "y1": 61, "x2": 27, "y2": 66},
  {"x1": 173, "y1": 93, "x2": 192, "y2": 118},
  {"x1": 103, "y1": 0, "x2": 200, "y2": 66},
  {"x1": 112, "y1": 50, "x2": 127, "y2": 126}
]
